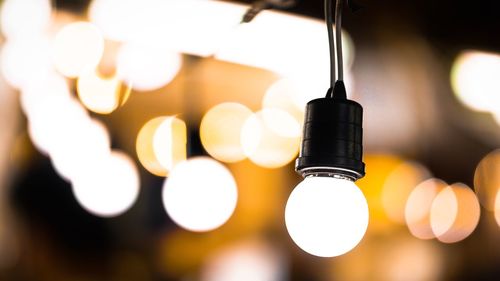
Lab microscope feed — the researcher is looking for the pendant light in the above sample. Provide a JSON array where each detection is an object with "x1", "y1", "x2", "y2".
[{"x1": 284, "y1": 0, "x2": 369, "y2": 257}]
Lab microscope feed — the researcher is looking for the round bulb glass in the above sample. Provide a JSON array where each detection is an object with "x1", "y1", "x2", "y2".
[{"x1": 285, "y1": 176, "x2": 369, "y2": 257}]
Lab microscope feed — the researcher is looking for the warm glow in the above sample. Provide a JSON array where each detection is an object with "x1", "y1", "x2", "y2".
[
  {"x1": 379, "y1": 237, "x2": 444, "y2": 281},
  {"x1": 474, "y1": 149, "x2": 500, "y2": 211},
  {"x1": 1, "y1": 37, "x2": 53, "y2": 89},
  {"x1": 116, "y1": 43, "x2": 182, "y2": 91},
  {"x1": 162, "y1": 157, "x2": 238, "y2": 232},
  {"x1": 451, "y1": 50, "x2": 500, "y2": 112},
  {"x1": 381, "y1": 161, "x2": 431, "y2": 224},
  {"x1": 431, "y1": 183, "x2": 480, "y2": 243},
  {"x1": 285, "y1": 177, "x2": 369, "y2": 257},
  {"x1": 136, "y1": 116, "x2": 187, "y2": 177},
  {"x1": 89, "y1": 0, "x2": 246, "y2": 57},
  {"x1": 0, "y1": 0, "x2": 52, "y2": 40},
  {"x1": 216, "y1": 11, "x2": 354, "y2": 80},
  {"x1": 200, "y1": 103, "x2": 252, "y2": 163},
  {"x1": 241, "y1": 110, "x2": 300, "y2": 168},
  {"x1": 495, "y1": 190, "x2": 500, "y2": 228},
  {"x1": 77, "y1": 69, "x2": 126, "y2": 114},
  {"x1": 201, "y1": 240, "x2": 284, "y2": 281},
  {"x1": 405, "y1": 178, "x2": 447, "y2": 240},
  {"x1": 50, "y1": 118, "x2": 111, "y2": 182},
  {"x1": 262, "y1": 78, "x2": 307, "y2": 126},
  {"x1": 27, "y1": 97, "x2": 90, "y2": 155},
  {"x1": 429, "y1": 186, "x2": 458, "y2": 238},
  {"x1": 52, "y1": 21, "x2": 105, "y2": 78},
  {"x1": 20, "y1": 71, "x2": 71, "y2": 116},
  {"x1": 72, "y1": 150, "x2": 140, "y2": 217},
  {"x1": 355, "y1": 154, "x2": 404, "y2": 232},
  {"x1": 152, "y1": 117, "x2": 187, "y2": 172},
  {"x1": 261, "y1": 107, "x2": 301, "y2": 138}
]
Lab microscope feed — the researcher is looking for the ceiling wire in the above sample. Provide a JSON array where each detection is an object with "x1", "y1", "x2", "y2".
[
  {"x1": 326, "y1": 0, "x2": 348, "y2": 99},
  {"x1": 335, "y1": 0, "x2": 344, "y2": 81}
]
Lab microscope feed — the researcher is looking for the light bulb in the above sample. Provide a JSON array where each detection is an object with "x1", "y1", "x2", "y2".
[
  {"x1": 286, "y1": 81, "x2": 368, "y2": 257},
  {"x1": 285, "y1": 175, "x2": 368, "y2": 257}
]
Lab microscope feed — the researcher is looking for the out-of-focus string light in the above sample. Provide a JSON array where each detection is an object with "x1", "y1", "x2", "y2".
[
  {"x1": 1, "y1": 37, "x2": 53, "y2": 89},
  {"x1": 200, "y1": 103, "x2": 253, "y2": 163},
  {"x1": 0, "y1": 0, "x2": 52, "y2": 40},
  {"x1": 405, "y1": 178, "x2": 447, "y2": 240},
  {"x1": 50, "y1": 119, "x2": 111, "y2": 182},
  {"x1": 77, "y1": 69, "x2": 128, "y2": 114},
  {"x1": 27, "y1": 97, "x2": 90, "y2": 155},
  {"x1": 493, "y1": 112, "x2": 500, "y2": 127},
  {"x1": 88, "y1": 0, "x2": 144, "y2": 42},
  {"x1": 430, "y1": 183, "x2": 480, "y2": 243},
  {"x1": 136, "y1": 116, "x2": 187, "y2": 176},
  {"x1": 153, "y1": 117, "x2": 187, "y2": 172},
  {"x1": 201, "y1": 240, "x2": 285, "y2": 281},
  {"x1": 379, "y1": 236, "x2": 444, "y2": 281},
  {"x1": 263, "y1": 79, "x2": 304, "y2": 130},
  {"x1": 451, "y1": 50, "x2": 500, "y2": 113},
  {"x1": 263, "y1": 78, "x2": 320, "y2": 122},
  {"x1": 52, "y1": 21, "x2": 105, "y2": 78},
  {"x1": 162, "y1": 157, "x2": 238, "y2": 232},
  {"x1": 381, "y1": 161, "x2": 431, "y2": 224},
  {"x1": 89, "y1": 0, "x2": 246, "y2": 57},
  {"x1": 495, "y1": 190, "x2": 500, "y2": 228},
  {"x1": 72, "y1": 150, "x2": 140, "y2": 217},
  {"x1": 474, "y1": 149, "x2": 500, "y2": 211},
  {"x1": 91, "y1": 0, "x2": 355, "y2": 77},
  {"x1": 116, "y1": 43, "x2": 182, "y2": 91},
  {"x1": 330, "y1": 235, "x2": 443, "y2": 281},
  {"x1": 20, "y1": 71, "x2": 71, "y2": 115},
  {"x1": 241, "y1": 109, "x2": 300, "y2": 168}
]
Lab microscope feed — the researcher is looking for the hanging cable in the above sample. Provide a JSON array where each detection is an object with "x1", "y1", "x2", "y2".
[
  {"x1": 335, "y1": 0, "x2": 344, "y2": 81},
  {"x1": 325, "y1": 0, "x2": 346, "y2": 99},
  {"x1": 325, "y1": 0, "x2": 336, "y2": 89}
]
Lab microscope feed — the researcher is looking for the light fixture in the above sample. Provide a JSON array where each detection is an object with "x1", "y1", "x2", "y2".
[{"x1": 284, "y1": 0, "x2": 369, "y2": 257}]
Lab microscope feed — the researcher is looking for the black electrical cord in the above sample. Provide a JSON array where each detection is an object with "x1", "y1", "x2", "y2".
[
  {"x1": 335, "y1": 0, "x2": 344, "y2": 82},
  {"x1": 325, "y1": 0, "x2": 335, "y2": 89},
  {"x1": 325, "y1": 0, "x2": 347, "y2": 99}
]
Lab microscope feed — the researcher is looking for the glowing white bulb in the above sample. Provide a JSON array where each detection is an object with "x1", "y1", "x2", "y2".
[
  {"x1": 162, "y1": 157, "x2": 238, "y2": 232},
  {"x1": 285, "y1": 176, "x2": 368, "y2": 257}
]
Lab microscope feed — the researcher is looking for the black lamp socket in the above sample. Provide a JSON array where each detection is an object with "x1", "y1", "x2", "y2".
[{"x1": 296, "y1": 83, "x2": 365, "y2": 181}]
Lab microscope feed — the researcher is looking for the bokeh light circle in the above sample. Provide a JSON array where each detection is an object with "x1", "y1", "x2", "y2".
[
  {"x1": 50, "y1": 118, "x2": 111, "y2": 182},
  {"x1": 1, "y1": 0, "x2": 52, "y2": 40},
  {"x1": 136, "y1": 116, "x2": 187, "y2": 177},
  {"x1": 430, "y1": 183, "x2": 480, "y2": 243},
  {"x1": 52, "y1": 21, "x2": 105, "y2": 78},
  {"x1": 381, "y1": 161, "x2": 431, "y2": 224},
  {"x1": 162, "y1": 157, "x2": 238, "y2": 232},
  {"x1": 241, "y1": 109, "x2": 300, "y2": 168},
  {"x1": 474, "y1": 149, "x2": 500, "y2": 211},
  {"x1": 72, "y1": 150, "x2": 140, "y2": 217},
  {"x1": 77, "y1": 70, "x2": 124, "y2": 114},
  {"x1": 405, "y1": 178, "x2": 447, "y2": 240},
  {"x1": 20, "y1": 71, "x2": 71, "y2": 116},
  {"x1": 451, "y1": 51, "x2": 500, "y2": 112},
  {"x1": 116, "y1": 43, "x2": 182, "y2": 91},
  {"x1": 1, "y1": 37, "x2": 52, "y2": 89},
  {"x1": 200, "y1": 102, "x2": 253, "y2": 163}
]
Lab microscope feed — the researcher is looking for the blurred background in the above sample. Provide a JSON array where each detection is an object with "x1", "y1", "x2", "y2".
[{"x1": 0, "y1": 0, "x2": 500, "y2": 280}]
